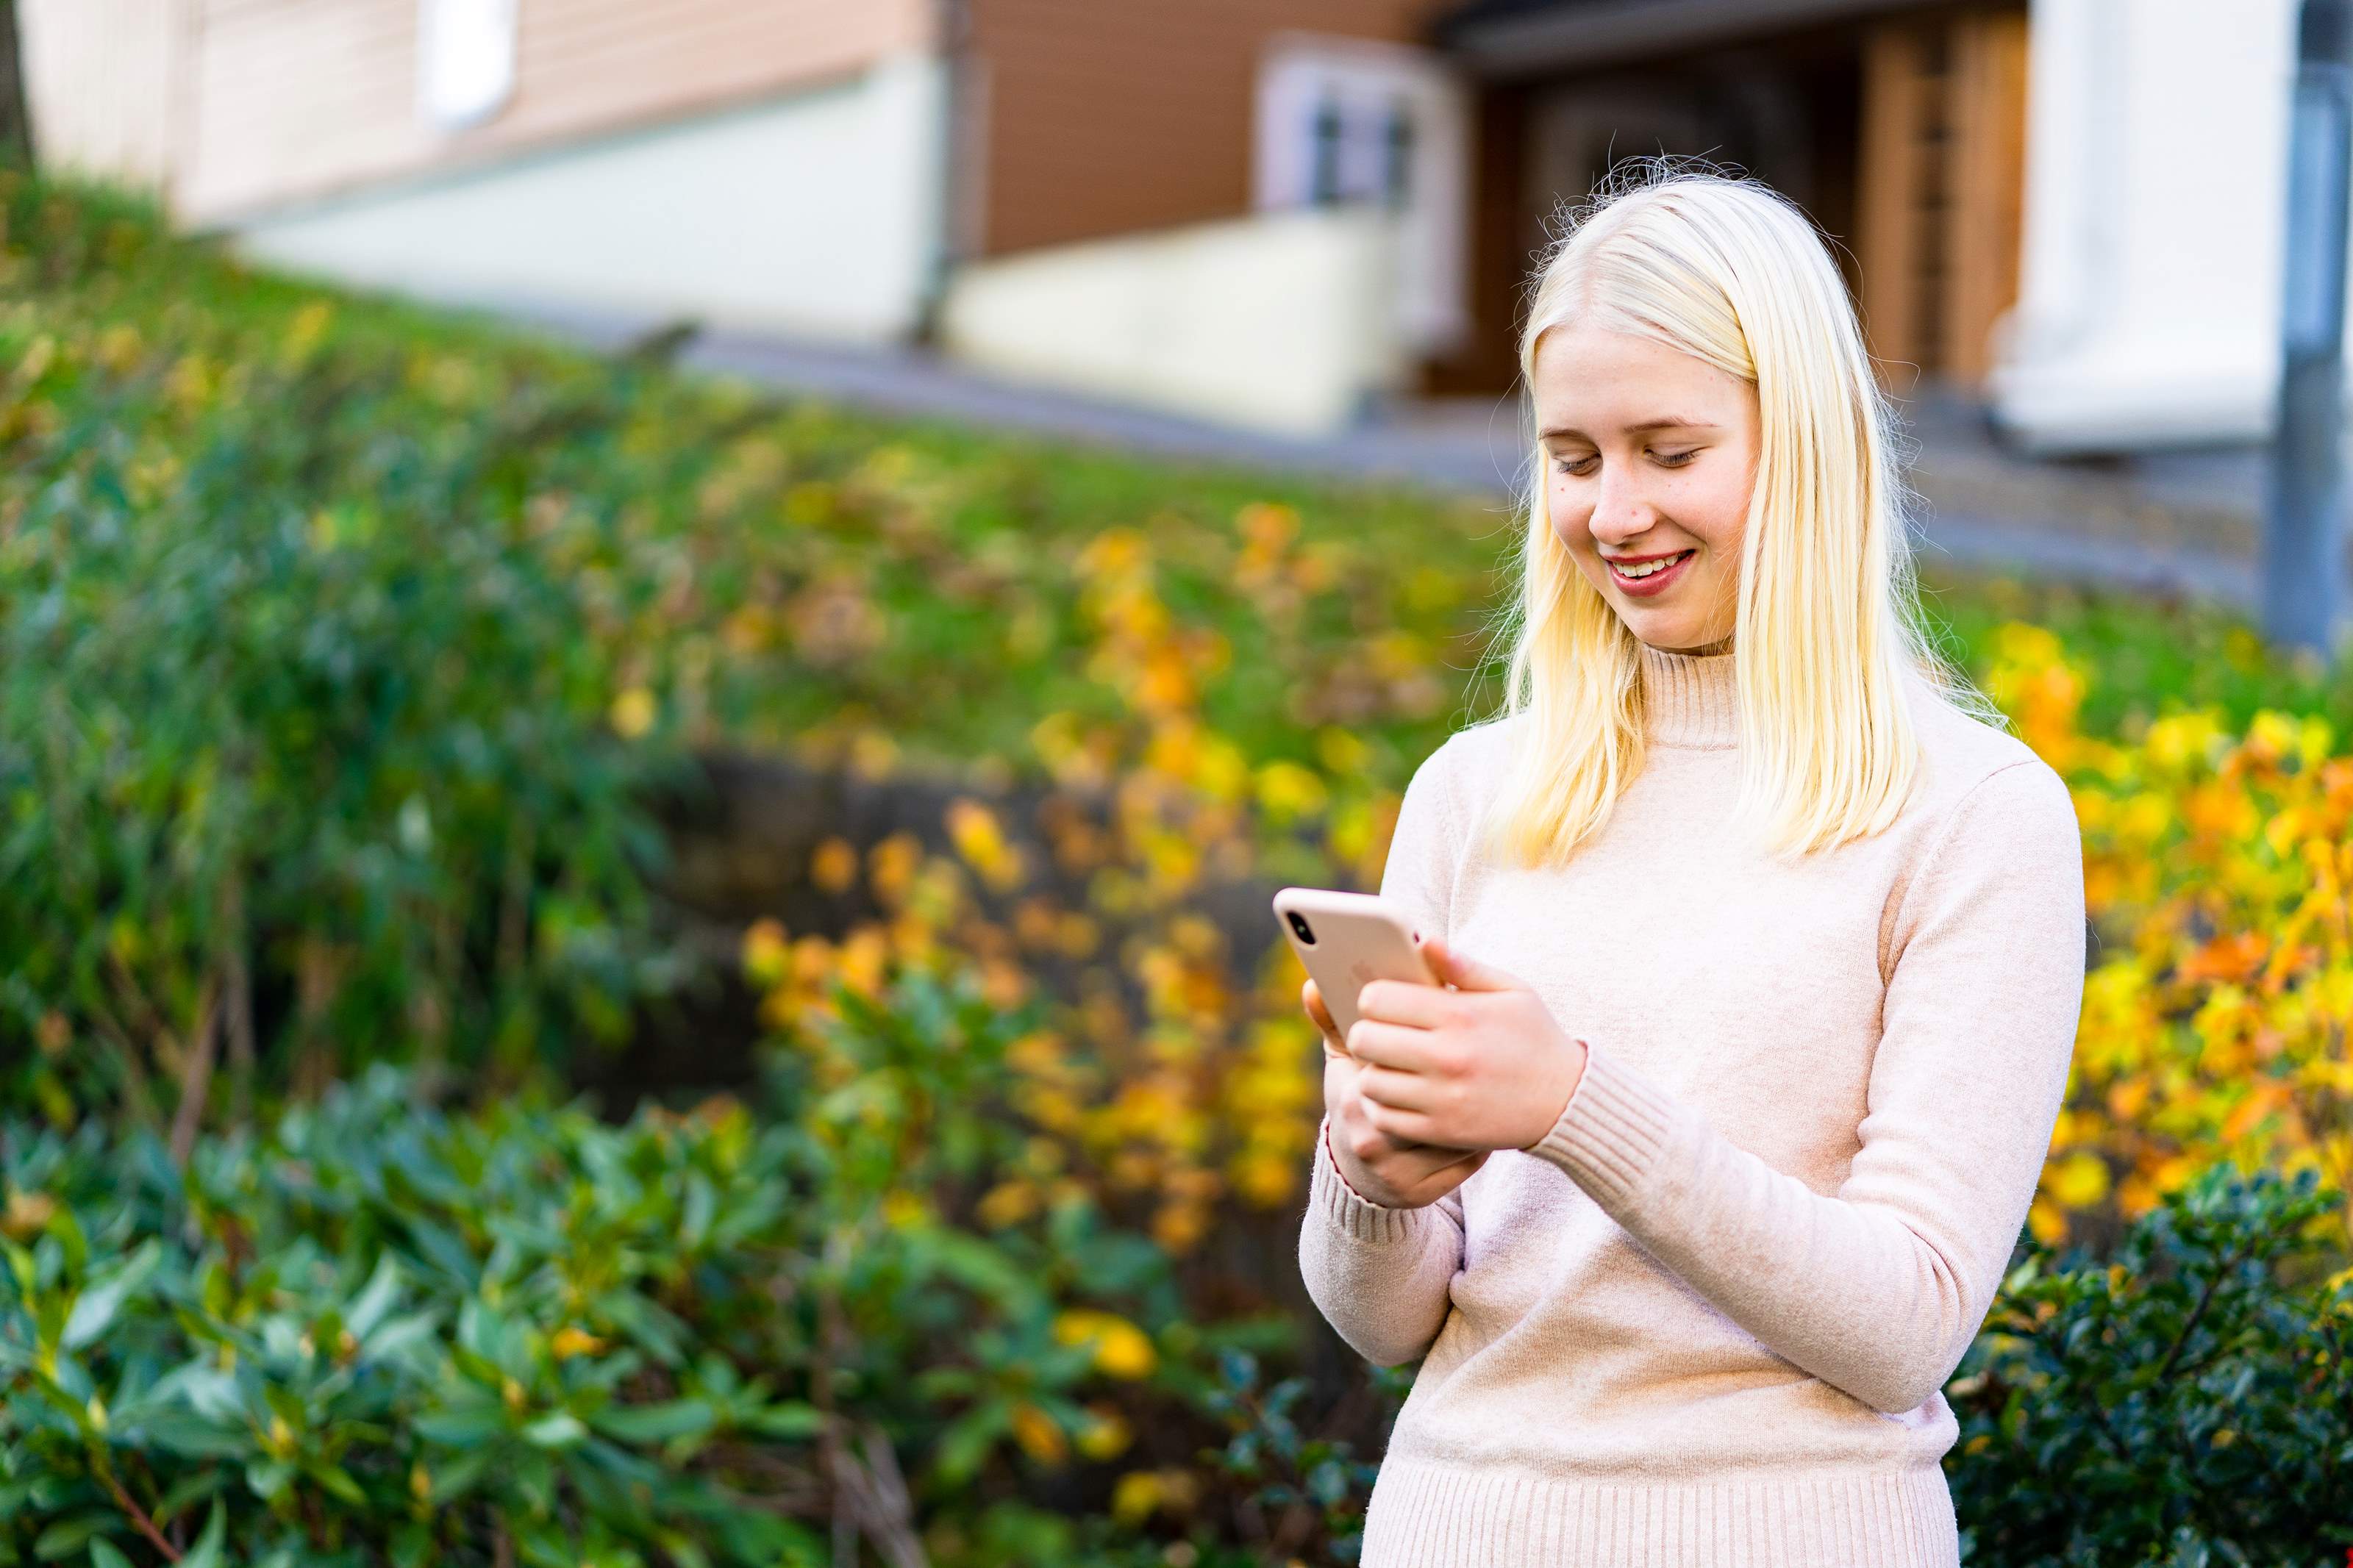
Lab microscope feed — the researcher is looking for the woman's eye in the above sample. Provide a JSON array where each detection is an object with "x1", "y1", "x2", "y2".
[{"x1": 1553, "y1": 449, "x2": 1697, "y2": 476}]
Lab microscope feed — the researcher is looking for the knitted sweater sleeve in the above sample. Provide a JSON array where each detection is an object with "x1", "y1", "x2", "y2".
[
  {"x1": 1521, "y1": 758, "x2": 2088, "y2": 1415},
  {"x1": 1297, "y1": 742, "x2": 1470, "y2": 1370}
]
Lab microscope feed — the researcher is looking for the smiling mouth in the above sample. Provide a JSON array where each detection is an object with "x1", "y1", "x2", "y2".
[{"x1": 1607, "y1": 549, "x2": 1693, "y2": 583}]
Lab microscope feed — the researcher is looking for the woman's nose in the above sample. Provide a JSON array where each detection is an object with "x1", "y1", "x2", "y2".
[{"x1": 1587, "y1": 462, "x2": 1654, "y2": 541}]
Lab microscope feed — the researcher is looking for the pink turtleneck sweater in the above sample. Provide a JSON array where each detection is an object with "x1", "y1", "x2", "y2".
[{"x1": 1299, "y1": 642, "x2": 2086, "y2": 1567}]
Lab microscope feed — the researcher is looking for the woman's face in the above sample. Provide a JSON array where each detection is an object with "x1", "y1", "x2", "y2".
[{"x1": 1530, "y1": 321, "x2": 1760, "y2": 653}]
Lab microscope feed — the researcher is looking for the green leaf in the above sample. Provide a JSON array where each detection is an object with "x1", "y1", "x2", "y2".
[
  {"x1": 413, "y1": 1401, "x2": 504, "y2": 1447},
  {"x1": 303, "y1": 1460, "x2": 366, "y2": 1505},
  {"x1": 360, "y1": 1310, "x2": 440, "y2": 1364},
  {"x1": 244, "y1": 1456, "x2": 293, "y2": 1501},
  {"x1": 746, "y1": 1401, "x2": 826, "y2": 1440},
  {"x1": 521, "y1": 1409, "x2": 587, "y2": 1448},
  {"x1": 345, "y1": 1253, "x2": 401, "y2": 1340},
  {"x1": 89, "y1": 1542, "x2": 135, "y2": 1568},
  {"x1": 179, "y1": 1500, "x2": 226, "y2": 1568},
  {"x1": 63, "y1": 1240, "x2": 161, "y2": 1350},
  {"x1": 29, "y1": 1516, "x2": 108, "y2": 1561},
  {"x1": 588, "y1": 1398, "x2": 714, "y2": 1445},
  {"x1": 930, "y1": 1401, "x2": 1007, "y2": 1489}
]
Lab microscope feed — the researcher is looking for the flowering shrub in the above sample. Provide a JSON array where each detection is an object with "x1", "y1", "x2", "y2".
[
  {"x1": 1982, "y1": 624, "x2": 2353, "y2": 1251},
  {"x1": 0, "y1": 173, "x2": 1488, "y2": 1142},
  {"x1": 0, "y1": 969, "x2": 1368, "y2": 1566},
  {"x1": 10, "y1": 1048, "x2": 2342, "y2": 1566}
]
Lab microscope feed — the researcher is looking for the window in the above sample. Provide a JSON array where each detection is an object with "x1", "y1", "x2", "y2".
[
  {"x1": 1255, "y1": 36, "x2": 1471, "y2": 354},
  {"x1": 1303, "y1": 88, "x2": 1416, "y2": 208}
]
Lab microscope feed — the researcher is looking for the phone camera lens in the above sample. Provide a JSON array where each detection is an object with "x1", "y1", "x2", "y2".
[{"x1": 1287, "y1": 911, "x2": 1315, "y2": 945}]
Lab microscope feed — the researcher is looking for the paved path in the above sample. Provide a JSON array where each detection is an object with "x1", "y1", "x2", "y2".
[{"x1": 499, "y1": 302, "x2": 2271, "y2": 611}]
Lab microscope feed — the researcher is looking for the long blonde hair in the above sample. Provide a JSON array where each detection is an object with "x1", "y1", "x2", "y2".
[{"x1": 1474, "y1": 159, "x2": 2001, "y2": 868}]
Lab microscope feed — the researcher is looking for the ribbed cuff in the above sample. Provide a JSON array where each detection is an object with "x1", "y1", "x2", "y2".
[
  {"x1": 1521, "y1": 1039, "x2": 1677, "y2": 1209},
  {"x1": 1310, "y1": 1114, "x2": 1431, "y2": 1245}
]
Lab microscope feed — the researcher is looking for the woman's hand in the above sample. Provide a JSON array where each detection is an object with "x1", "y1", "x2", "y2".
[
  {"x1": 1345, "y1": 934, "x2": 1588, "y2": 1155},
  {"x1": 1305, "y1": 977, "x2": 1490, "y2": 1209}
]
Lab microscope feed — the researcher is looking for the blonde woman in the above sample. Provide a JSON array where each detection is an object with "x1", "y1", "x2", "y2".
[{"x1": 1298, "y1": 162, "x2": 2085, "y2": 1566}]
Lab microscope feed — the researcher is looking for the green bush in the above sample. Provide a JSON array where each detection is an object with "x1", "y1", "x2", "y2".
[
  {"x1": 1947, "y1": 1164, "x2": 2353, "y2": 1566},
  {"x1": 17, "y1": 1052, "x2": 2349, "y2": 1568},
  {"x1": 0, "y1": 959, "x2": 1383, "y2": 1566},
  {"x1": 0, "y1": 178, "x2": 715, "y2": 1125}
]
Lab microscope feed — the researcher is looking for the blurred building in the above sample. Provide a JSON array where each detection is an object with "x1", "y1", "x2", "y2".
[{"x1": 12, "y1": 0, "x2": 2322, "y2": 449}]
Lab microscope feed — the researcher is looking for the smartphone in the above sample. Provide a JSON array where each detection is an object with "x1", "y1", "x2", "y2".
[{"x1": 1272, "y1": 887, "x2": 1440, "y2": 1047}]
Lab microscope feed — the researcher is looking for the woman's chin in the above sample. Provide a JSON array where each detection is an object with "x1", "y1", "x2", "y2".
[{"x1": 1615, "y1": 606, "x2": 1712, "y2": 650}]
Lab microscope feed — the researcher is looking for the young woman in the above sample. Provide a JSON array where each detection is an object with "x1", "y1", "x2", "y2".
[{"x1": 1297, "y1": 163, "x2": 2086, "y2": 1566}]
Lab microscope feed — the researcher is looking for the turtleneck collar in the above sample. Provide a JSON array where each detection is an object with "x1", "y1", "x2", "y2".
[{"x1": 1637, "y1": 640, "x2": 1739, "y2": 749}]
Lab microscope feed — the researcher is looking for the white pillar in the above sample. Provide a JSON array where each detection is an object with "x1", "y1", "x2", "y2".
[{"x1": 1990, "y1": 0, "x2": 2302, "y2": 453}]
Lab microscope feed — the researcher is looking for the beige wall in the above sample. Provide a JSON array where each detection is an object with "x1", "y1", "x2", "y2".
[
  {"x1": 238, "y1": 56, "x2": 951, "y2": 343},
  {"x1": 20, "y1": 0, "x2": 188, "y2": 188},
  {"x1": 942, "y1": 206, "x2": 1408, "y2": 434},
  {"x1": 27, "y1": 0, "x2": 937, "y2": 223}
]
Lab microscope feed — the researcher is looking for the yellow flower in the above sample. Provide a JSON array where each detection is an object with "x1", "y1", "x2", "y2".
[
  {"x1": 1195, "y1": 734, "x2": 1253, "y2": 803},
  {"x1": 1009, "y1": 1400, "x2": 1067, "y2": 1465},
  {"x1": 849, "y1": 730, "x2": 899, "y2": 779},
  {"x1": 946, "y1": 798, "x2": 1024, "y2": 892},
  {"x1": 976, "y1": 1180, "x2": 1039, "y2": 1229},
  {"x1": 1052, "y1": 1310, "x2": 1159, "y2": 1380},
  {"x1": 741, "y1": 917, "x2": 790, "y2": 987},
  {"x1": 1076, "y1": 1404, "x2": 1132, "y2": 1461},
  {"x1": 282, "y1": 299, "x2": 335, "y2": 361},
  {"x1": 550, "y1": 1326, "x2": 606, "y2": 1361},
  {"x1": 1, "y1": 1189, "x2": 56, "y2": 1240},
  {"x1": 810, "y1": 836, "x2": 860, "y2": 894},
  {"x1": 1254, "y1": 761, "x2": 1328, "y2": 823},
  {"x1": 1316, "y1": 727, "x2": 1371, "y2": 775},
  {"x1": 608, "y1": 687, "x2": 657, "y2": 739},
  {"x1": 1111, "y1": 1469, "x2": 1163, "y2": 1525},
  {"x1": 867, "y1": 833, "x2": 923, "y2": 906},
  {"x1": 2046, "y1": 1150, "x2": 2111, "y2": 1210}
]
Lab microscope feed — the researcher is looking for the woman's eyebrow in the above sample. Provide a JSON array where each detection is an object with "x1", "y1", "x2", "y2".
[{"x1": 1540, "y1": 417, "x2": 1721, "y2": 440}]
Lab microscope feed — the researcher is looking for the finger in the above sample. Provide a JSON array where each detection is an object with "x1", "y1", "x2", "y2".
[
  {"x1": 1357, "y1": 975, "x2": 1452, "y2": 1028},
  {"x1": 1420, "y1": 934, "x2": 1525, "y2": 994},
  {"x1": 1342, "y1": 1115, "x2": 1469, "y2": 1181},
  {"x1": 1394, "y1": 1139, "x2": 1489, "y2": 1192},
  {"x1": 1418, "y1": 1145, "x2": 1490, "y2": 1187},
  {"x1": 1356, "y1": 1061, "x2": 1443, "y2": 1119},
  {"x1": 1302, "y1": 979, "x2": 1340, "y2": 1038},
  {"x1": 1343, "y1": 1015, "x2": 1446, "y2": 1075}
]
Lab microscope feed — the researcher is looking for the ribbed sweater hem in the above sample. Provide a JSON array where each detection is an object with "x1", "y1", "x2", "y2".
[{"x1": 1360, "y1": 1454, "x2": 1960, "y2": 1567}]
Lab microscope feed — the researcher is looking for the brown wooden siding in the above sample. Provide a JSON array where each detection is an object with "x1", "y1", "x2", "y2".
[
  {"x1": 180, "y1": 0, "x2": 935, "y2": 223},
  {"x1": 965, "y1": 0, "x2": 1452, "y2": 258},
  {"x1": 1855, "y1": 4, "x2": 2029, "y2": 391},
  {"x1": 1423, "y1": 78, "x2": 1529, "y2": 397}
]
